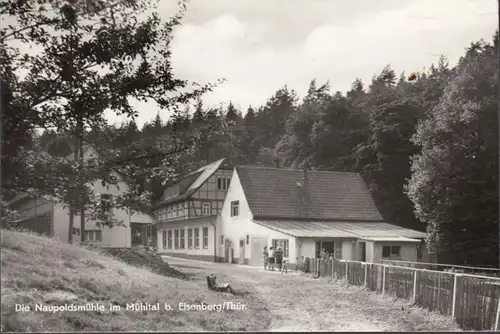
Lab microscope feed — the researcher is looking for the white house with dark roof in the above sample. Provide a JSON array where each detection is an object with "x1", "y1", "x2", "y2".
[
  {"x1": 219, "y1": 165, "x2": 427, "y2": 268},
  {"x1": 153, "y1": 159, "x2": 233, "y2": 261},
  {"x1": 6, "y1": 146, "x2": 153, "y2": 248}
]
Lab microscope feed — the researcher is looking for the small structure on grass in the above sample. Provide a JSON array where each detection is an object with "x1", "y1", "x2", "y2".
[{"x1": 206, "y1": 274, "x2": 233, "y2": 294}]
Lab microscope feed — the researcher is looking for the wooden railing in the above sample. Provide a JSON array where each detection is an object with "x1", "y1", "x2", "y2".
[
  {"x1": 380, "y1": 259, "x2": 500, "y2": 277},
  {"x1": 301, "y1": 257, "x2": 500, "y2": 331}
]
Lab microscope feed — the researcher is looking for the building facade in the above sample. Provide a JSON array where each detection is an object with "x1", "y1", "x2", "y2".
[
  {"x1": 7, "y1": 146, "x2": 153, "y2": 248},
  {"x1": 220, "y1": 165, "x2": 428, "y2": 268},
  {"x1": 154, "y1": 159, "x2": 233, "y2": 261}
]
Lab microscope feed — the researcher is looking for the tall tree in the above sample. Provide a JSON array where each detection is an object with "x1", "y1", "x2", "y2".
[
  {"x1": 1, "y1": 0, "x2": 220, "y2": 231},
  {"x1": 275, "y1": 80, "x2": 329, "y2": 167},
  {"x1": 225, "y1": 101, "x2": 241, "y2": 126},
  {"x1": 256, "y1": 85, "x2": 298, "y2": 150},
  {"x1": 357, "y1": 101, "x2": 424, "y2": 230},
  {"x1": 309, "y1": 92, "x2": 368, "y2": 171},
  {"x1": 407, "y1": 40, "x2": 498, "y2": 265},
  {"x1": 236, "y1": 106, "x2": 260, "y2": 164}
]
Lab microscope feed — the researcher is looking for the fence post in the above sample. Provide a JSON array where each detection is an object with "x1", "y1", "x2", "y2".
[
  {"x1": 412, "y1": 270, "x2": 418, "y2": 302},
  {"x1": 451, "y1": 274, "x2": 458, "y2": 320},
  {"x1": 345, "y1": 261, "x2": 349, "y2": 280},
  {"x1": 364, "y1": 263, "x2": 368, "y2": 286},
  {"x1": 495, "y1": 289, "x2": 500, "y2": 331},
  {"x1": 382, "y1": 265, "x2": 386, "y2": 296}
]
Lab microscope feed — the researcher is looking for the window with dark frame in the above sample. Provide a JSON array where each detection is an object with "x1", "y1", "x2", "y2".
[
  {"x1": 391, "y1": 246, "x2": 401, "y2": 256},
  {"x1": 100, "y1": 194, "x2": 113, "y2": 214},
  {"x1": 194, "y1": 228, "x2": 200, "y2": 248},
  {"x1": 230, "y1": 201, "x2": 239, "y2": 217},
  {"x1": 174, "y1": 230, "x2": 179, "y2": 249},
  {"x1": 167, "y1": 230, "x2": 172, "y2": 249},
  {"x1": 180, "y1": 229, "x2": 185, "y2": 249},
  {"x1": 84, "y1": 230, "x2": 102, "y2": 242},
  {"x1": 162, "y1": 230, "x2": 167, "y2": 249},
  {"x1": 417, "y1": 244, "x2": 423, "y2": 258},
  {"x1": 203, "y1": 227, "x2": 208, "y2": 248},
  {"x1": 220, "y1": 235, "x2": 224, "y2": 245},
  {"x1": 188, "y1": 229, "x2": 193, "y2": 249},
  {"x1": 217, "y1": 177, "x2": 230, "y2": 190},
  {"x1": 272, "y1": 239, "x2": 289, "y2": 258},
  {"x1": 202, "y1": 202, "x2": 211, "y2": 216},
  {"x1": 382, "y1": 245, "x2": 401, "y2": 258},
  {"x1": 246, "y1": 234, "x2": 249, "y2": 245}
]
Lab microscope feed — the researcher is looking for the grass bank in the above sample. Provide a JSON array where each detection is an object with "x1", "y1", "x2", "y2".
[{"x1": 0, "y1": 230, "x2": 270, "y2": 332}]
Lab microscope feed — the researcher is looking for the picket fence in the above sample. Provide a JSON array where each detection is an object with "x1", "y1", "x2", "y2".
[{"x1": 300, "y1": 257, "x2": 500, "y2": 331}]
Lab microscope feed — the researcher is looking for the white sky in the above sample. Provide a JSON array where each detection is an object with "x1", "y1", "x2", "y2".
[{"x1": 12, "y1": 0, "x2": 499, "y2": 128}]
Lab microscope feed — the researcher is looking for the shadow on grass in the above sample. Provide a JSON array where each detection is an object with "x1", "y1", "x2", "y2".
[{"x1": 172, "y1": 264, "x2": 208, "y2": 270}]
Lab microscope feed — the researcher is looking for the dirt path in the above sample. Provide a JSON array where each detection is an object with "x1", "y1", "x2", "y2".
[{"x1": 163, "y1": 257, "x2": 459, "y2": 332}]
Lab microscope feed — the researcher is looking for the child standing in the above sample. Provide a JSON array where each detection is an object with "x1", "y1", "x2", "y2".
[
  {"x1": 281, "y1": 256, "x2": 288, "y2": 274},
  {"x1": 263, "y1": 246, "x2": 269, "y2": 270},
  {"x1": 268, "y1": 246, "x2": 275, "y2": 271}
]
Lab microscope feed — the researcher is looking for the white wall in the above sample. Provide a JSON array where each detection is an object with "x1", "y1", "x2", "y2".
[
  {"x1": 219, "y1": 169, "x2": 296, "y2": 262},
  {"x1": 220, "y1": 168, "x2": 254, "y2": 260},
  {"x1": 299, "y1": 238, "x2": 316, "y2": 259},
  {"x1": 365, "y1": 241, "x2": 375, "y2": 262},
  {"x1": 341, "y1": 240, "x2": 355, "y2": 261},
  {"x1": 246, "y1": 220, "x2": 295, "y2": 261},
  {"x1": 51, "y1": 178, "x2": 152, "y2": 248},
  {"x1": 52, "y1": 203, "x2": 70, "y2": 243},
  {"x1": 373, "y1": 242, "x2": 418, "y2": 263}
]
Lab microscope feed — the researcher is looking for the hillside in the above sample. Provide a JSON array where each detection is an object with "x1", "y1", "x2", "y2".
[{"x1": 0, "y1": 230, "x2": 270, "y2": 332}]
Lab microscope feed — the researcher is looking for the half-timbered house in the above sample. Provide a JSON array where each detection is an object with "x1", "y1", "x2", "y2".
[{"x1": 153, "y1": 159, "x2": 233, "y2": 261}]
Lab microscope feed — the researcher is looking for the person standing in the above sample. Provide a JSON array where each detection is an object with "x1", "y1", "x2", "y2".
[
  {"x1": 275, "y1": 246, "x2": 283, "y2": 270},
  {"x1": 263, "y1": 246, "x2": 269, "y2": 270},
  {"x1": 268, "y1": 246, "x2": 275, "y2": 271}
]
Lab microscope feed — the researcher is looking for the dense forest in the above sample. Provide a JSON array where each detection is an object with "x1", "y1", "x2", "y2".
[{"x1": 1, "y1": 0, "x2": 498, "y2": 266}]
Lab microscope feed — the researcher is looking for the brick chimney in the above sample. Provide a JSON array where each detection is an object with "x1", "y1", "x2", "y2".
[{"x1": 298, "y1": 161, "x2": 311, "y2": 216}]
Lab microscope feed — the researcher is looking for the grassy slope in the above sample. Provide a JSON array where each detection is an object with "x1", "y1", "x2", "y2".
[{"x1": 0, "y1": 230, "x2": 270, "y2": 332}]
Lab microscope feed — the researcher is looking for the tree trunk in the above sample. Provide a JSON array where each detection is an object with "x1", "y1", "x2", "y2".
[
  {"x1": 68, "y1": 137, "x2": 78, "y2": 244},
  {"x1": 78, "y1": 122, "x2": 85, "y2": 243}
]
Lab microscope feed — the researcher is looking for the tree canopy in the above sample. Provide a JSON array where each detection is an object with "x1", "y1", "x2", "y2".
[{"x1": 2, "y1": 1, "x2": 498, "y2": 265}]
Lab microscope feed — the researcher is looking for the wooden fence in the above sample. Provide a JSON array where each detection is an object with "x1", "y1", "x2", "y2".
[
  {"x1": 301, "y1": 257, "x2": 500, "y2": 331},
  {"x1": 381, "y1": 259, "x2": 500, "y2": 277}
]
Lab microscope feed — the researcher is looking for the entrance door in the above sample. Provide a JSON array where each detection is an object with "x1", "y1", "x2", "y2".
[
  {"x1": 316, "y1": 241, "x2": 335, "y2": 258},
  {"x1": 250, "y1": 237, "x2": 268, "y2": 267},
  {"x1": 322, "y1": 241, "x2": 335, "y2": 256},
  {"x1": 224, "y1": 239, "x2": 231, "y2": 263},
  {"x1": 239, "y1": 239, "x2": 245, "y2": 264},
  {"x1": 360, "y1": 242, "x2": 366, "y2": 262}
]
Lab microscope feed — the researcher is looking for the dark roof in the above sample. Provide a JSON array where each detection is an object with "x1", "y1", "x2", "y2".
[
  {"x1": 236, "y1": 166, "x2": 383, "y2": 221},
  {"x1": 253, "y1": 220, "x2": 425, "y2": 239},
  {"x1": 153, "y1": 159, "x2": 226, "y2": 208}
]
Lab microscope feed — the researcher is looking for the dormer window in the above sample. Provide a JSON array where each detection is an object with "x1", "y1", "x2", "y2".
[{"x1": 217, "y1": 177, "x2": 231, "y2": 190}]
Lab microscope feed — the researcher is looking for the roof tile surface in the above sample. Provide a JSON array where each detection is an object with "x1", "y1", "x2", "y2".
[{"x1": 236, "y1": 166, "x2": 383, "y2": 221}]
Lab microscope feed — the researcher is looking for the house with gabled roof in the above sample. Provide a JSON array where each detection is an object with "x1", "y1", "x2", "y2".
[
  {"x1": 6, "y1": 146, "x2": 153, "y2": 248},
  {"x1": 153, "y1": 159, "x2": 233, "y2": 261},
  {"x1": 219, "y1": 165, "x2": 427, "y2": 268}
]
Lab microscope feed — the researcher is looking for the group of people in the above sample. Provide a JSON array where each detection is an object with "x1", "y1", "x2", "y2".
[
  {"x1": 319, "y1": 248, "x2": 335, "y2": 260},
  {"x1": 262, "y1": 245, "x2": 288, "y2": 274}
]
